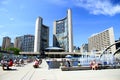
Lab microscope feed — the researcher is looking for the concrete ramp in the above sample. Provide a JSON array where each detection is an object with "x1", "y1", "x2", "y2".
[{"x1": 40, "y1": 59, "x2": 49, "y2": 69}]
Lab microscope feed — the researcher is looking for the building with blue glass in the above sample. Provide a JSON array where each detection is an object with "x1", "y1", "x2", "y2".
[{"x1": 53, "y1": 9, "x2": 73, "y2": 52}]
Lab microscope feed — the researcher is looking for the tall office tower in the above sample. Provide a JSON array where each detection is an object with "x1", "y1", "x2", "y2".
[
  {"x1": 80, "y1": 44, "x2": 88, "y2": 53},
  {"x1": 34, "y1": 17, "x2": 49, "y2": 52},
  {"x1": 14, "y1": 35, "x2": 34, "y2": 52},
  {"x1": 14, "y1": 37, "x2": 23, "y2": 49},
  {"x1": 10, "y1": 43, "x2": 14, "y2": 48},
  {"x1": 88, "y1": 27, "x2": 116, "y2": 53},
  {"x1": 2, "y1": 36, "x2": 11, "y2": 49},
  {"x1": 22, "y1": 35, "x2": 34, "y2": 52},
  {"x1": 53, "y1": 9, "x2": 73, "y2": 52}
]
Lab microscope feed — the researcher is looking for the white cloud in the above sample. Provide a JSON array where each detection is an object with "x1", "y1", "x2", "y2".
[
  {"x1": 0, "y1": 0, "x2": 9, "y2": 14},
  {"x1": 1, "y1": 0, "x2": 9, "y2": 5},
  {"x1": 0, "y1": 8, "x2": 8, "y2": 12},
  {"x1": 9, "y1": 17, "x2": 14, "y2": 21},
  {"x1": 44, "y1": 0, "x2": 120, "y2": 16},
  {"x1": 74, "y1": 0, "x2": 120, "y2": 16}
]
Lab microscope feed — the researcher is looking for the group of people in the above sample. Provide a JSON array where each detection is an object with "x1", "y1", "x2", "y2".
[
  {"x1": 1, "y1": 56, "x2": 100, "y2": 70},
  {"x1": 64, "y1": 59, "x2": 100, "y2": 70},
  {"x1": 1, "y1": 58, "x2": 13, "y2": 70},
  {"x1": 0, "y1": 55, "x2": 44, "y2": 70},
  {"x1": 0, "y1": 57, "x2": 26, "y2": 70},
  {"x1": 90, "y1": 60, "x2": 99, "y2": 70},
  {"x1": 14, "y1": 58, "x2": 24, "y2": 66},
  {"x1": 33, "y1": 58, "x2": 42, "y2": 68}
]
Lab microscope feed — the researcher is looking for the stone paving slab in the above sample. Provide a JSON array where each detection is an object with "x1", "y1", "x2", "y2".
[{"x1": 0, "y1": 59, "x2": 120, "y2": 80}]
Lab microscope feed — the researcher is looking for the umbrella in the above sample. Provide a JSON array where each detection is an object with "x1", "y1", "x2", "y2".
[{"x1": 65, "y1": 55, "x2": 73, "y2": 58}]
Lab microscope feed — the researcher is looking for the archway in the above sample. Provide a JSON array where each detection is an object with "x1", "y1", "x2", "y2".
[{"x1": 100, "y1": 41, "x2": 120, "y2": 57}]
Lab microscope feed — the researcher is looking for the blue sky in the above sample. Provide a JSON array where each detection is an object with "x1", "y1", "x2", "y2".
[{"x1": 0, "y1": 0, "x2": 120, "y2": 47}]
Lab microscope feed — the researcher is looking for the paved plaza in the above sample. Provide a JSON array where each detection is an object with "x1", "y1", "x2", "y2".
[{"x1": 0, "y1": 59, "x2": 120, "y2": 80}]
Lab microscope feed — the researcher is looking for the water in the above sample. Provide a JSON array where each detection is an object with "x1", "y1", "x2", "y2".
[
  {"x1": 71, "y1": 55, "x2": 100, "y2": 66},
  {"x1": 71, "y1": 53, "x2": 116, "y2": 66},
  {"x1": 46, "y1": 52, "x2": 117, "y2": 68},
  {"x1": 100, "y1": 54, "x2": 115, "y2": 65}
]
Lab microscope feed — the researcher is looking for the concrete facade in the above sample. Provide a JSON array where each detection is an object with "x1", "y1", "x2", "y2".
[
  {"x1": 34, "y1": 17, "x2": 49, "y2": 52},
  {"x1": 53, "y1": 9, "x2": 73, "y2": 52},
  {"x1": 2, "y1": 36, "x2": 11, "y2": 49},
  {"x1": 14, "y1": 37, "x2": 23, "y2": 49},
  {"x1": 80, "y1": 44, "x2": 88, "y2": 53},
  {"x1": 14, "y1": 35, "x2": 34, "y2": 52},
  {"x1": 88, "y1": 27, "x2": 116, "y2": 53}
]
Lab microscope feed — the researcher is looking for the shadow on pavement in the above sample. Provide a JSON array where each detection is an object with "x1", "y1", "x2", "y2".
[{"x1": 3, "y1": 68, "x2": 18, "y2": 71}]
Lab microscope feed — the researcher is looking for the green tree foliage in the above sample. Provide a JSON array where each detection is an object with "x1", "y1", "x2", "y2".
[
  {"x1": 0, "y1": 53, "x2": 2, "y2": 60},
  {"x1": 7, "y1": 48, "x2": 21, "y2": 55}
]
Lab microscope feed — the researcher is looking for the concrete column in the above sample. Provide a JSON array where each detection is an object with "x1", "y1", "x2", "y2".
[
  {"x1": 53, "y1": 21, "x2": 57, "y2": 47},
  {"x1": 34, "y1": 17, "x2": 42, "y2": 52},
  {"x1": 67, "y1": 9, "x2": 73, "y2": 52}
]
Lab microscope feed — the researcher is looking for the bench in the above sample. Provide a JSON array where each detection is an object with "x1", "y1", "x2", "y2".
[{"x1": 61, "y1": 66, "x2": 91, "y2": 71}]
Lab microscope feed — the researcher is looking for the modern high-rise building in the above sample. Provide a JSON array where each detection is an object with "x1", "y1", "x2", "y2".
[
  {"x1": 14, "y1": 35, "x2": 34, "y2": 52},
  {"x1": 10, "y1": 43, "x2": 14, "y2": 48},
  {"x1": 80, "y1": 44, "x2": 88, "y2": 53},
  {"x1": 88, "y1": 27, "x2": 116, "y2": 53},
  {"x1": 34, "y1": 17, "x2": 49, "y2": 52},
  {"x1": 14, "y1": 37, "x2": 23, "y2": 49},
  {"x1": 53, "y1": 9, "x2": 73, "y2": 52},
  {"x1": 2, "y1": 36, "x2": 11, "y2": 49}
]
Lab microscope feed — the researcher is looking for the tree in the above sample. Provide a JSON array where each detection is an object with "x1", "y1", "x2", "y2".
[
  {"x1": 7, "y1": 48, "x2": 21, "y2": 55},
  {"x1": 0, "y1": 53, "x2": 2, "y2": 60}
]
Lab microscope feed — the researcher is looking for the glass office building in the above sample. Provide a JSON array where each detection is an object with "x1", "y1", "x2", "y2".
[
  {"x1": 53, "y1": 9, "x2": 73, "y2": 52},
  {"x1": 14, "y1": 35, "x2": 34, "y2": 52}
]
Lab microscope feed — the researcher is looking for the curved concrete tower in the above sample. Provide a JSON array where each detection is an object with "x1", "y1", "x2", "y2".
[
  {"x1": 53, "y1": 9, "x2": 73, "y2": 52},
  {"x1": 34, "y1": 17, "x2": 49, "y2": 53},
  {"x1": 34, "y1": 17, "x2": 42, "y2": 52},
  {"x1": 68, "y1": 9, "x2": 73, "y2": 52}
]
